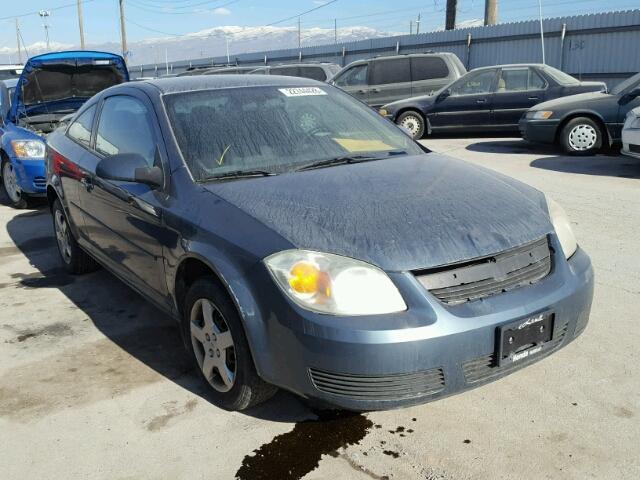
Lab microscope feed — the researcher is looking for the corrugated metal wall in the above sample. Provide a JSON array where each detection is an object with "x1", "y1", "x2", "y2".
[{"x1": 133, "y1": 9, "x2": 640, "y2": 87}]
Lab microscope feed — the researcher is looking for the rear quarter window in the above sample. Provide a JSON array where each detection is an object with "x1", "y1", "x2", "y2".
[
  {"x1": 298, "y1": 67, "x2": 327, "y2": 82},
  {"x1": 370, "y1": 58, "x2": 411, "y2": 85},
  {"x1": 411, "y1": 57, "x2": 450, "y2": 81}
]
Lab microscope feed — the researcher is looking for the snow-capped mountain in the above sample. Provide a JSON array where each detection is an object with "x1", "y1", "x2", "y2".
[{"x1": 0, "y1": 25, "x2": 397, "y2": 66}]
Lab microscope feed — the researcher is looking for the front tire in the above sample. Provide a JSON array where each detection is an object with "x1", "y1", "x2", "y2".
[
  {"x1": 52, "y1": 198, "x2": 99, "y2": 274},
  {"x1": 1, "y1": 159, "x2": 28, "y2": 209},
  {"x1": 560, "y1": 117, "x2": 603, "y2": 155},
  {"x1": 396, "y1": 110, "x2": 426, "y2": 139},
  {"x1": 183, "y1": 277, "x2": 277, "y2": 411}
]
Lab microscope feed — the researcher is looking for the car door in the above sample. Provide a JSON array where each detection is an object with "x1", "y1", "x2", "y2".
[
  {"x1": 332, "y1": 63, "x2": 370, "y2": 104},
  {"x1": 491, "y1": 67, "x2": 548, "y2": 127},
  {"x1": 367, "y1": 58, "x2": 412, "y2": 108},
  {"x1": 411, "y1": 56, "x2": 451, "y2": 97},
  {"x1": 78, "y1": 92, "x2": 170, "y2": 299},
  {"x1": 428, "y1": 69, "x2": 498, "y2": 129},
  {"x1": 57, "y1": 103, "x2": 99, "y2": 229}
]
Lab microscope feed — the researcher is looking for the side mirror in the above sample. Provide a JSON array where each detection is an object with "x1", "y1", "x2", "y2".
[
  {"x1": 96, "y1": 153, "x2": 164, "y2": 188},
  {"x1": 437, "y1": 89, "x2": 451, "y2": 102},
  {"x1": 620, "y1": 87, "x2": 640, "y2": 105}
]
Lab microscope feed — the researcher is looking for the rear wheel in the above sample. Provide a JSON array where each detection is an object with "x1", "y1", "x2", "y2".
[
  {"x1": 560, "y1": 117, "x2": 603, "y2": 155},
  {"x1": 52, "y1": 198, "x2": 99, "y2": 274},
  {"x1": 396, "y1": 110, "x2": 426, "y2": 139},
  {"x1": 1, "y1": 159, "x2": 28, "y2": 209},
  {"x1": 183, "y1": 277, "x2": 277, "y2": 410}
]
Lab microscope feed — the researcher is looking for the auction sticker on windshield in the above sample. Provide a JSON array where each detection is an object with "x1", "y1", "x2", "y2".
[{"x1": 279, "y1": 87, "x2": 327, "y2": 97}]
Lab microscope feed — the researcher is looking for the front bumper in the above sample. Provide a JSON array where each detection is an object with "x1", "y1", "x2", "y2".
[
  {"x1": 519, "y1": 117, "x2": 560, "y2": 144},
  {"x1": 621, "y1": 129, "x2": 640, "y2": 159},
  {"x1": 250, "y1": 236, "x2": 594, "y2": 410},
  {"x1": 11, "y1": 157, "x2": 47, "y2": 195}
]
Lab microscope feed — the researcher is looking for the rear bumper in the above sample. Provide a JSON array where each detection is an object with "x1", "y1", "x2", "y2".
[
  {"x1": 519, "y1": 118, "x2": 560, "y2": 144},
  {"x1": 253, "y1": 239, "x2": 594, "y2": 411}
]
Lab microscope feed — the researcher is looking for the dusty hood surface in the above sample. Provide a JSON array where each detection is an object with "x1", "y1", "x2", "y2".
[{"x1": 204, "y1": 154, "x2": 553, "y2": 271}]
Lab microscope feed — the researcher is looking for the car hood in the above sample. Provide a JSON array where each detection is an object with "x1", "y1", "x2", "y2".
[
  {"x1": 9, "y1": 51, "x2": 128, "y2": 120},
  {"x1": 203, "y1": 154, "x2": 553, "y2": 272},
  {"x1": 532, "y1": 91, "x2": 613, "y2": 111}
]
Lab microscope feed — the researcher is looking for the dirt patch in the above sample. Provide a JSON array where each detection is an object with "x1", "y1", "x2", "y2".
[
  {"x1": 146, "y1": 399, "x2": 199, "y2": 432},
  {"x1": 0, "y1": 325, "x2": 191, "y2": 421},
  {"x1": 5, "y1": 322, "x2": 73, "y2": 344}
]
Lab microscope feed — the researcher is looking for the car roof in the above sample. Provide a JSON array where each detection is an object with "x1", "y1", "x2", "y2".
[
  {"x1": 472, "y1": 63, "x2": 547, "y2": 71},
  {"x1": 130, "y1": 74, "x2": 323, "y2": 95}
]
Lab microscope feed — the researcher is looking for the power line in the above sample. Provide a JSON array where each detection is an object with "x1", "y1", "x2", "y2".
[
  {"x1": 265, "y1": 0, "x2": 340, "y2": 27},
  {"x1": 0, "y1": 0, "x2": 96, "y2": 21}
]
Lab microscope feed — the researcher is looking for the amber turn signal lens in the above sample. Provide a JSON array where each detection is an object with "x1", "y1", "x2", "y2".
[{"x1": 289, "y1": 262, "x2": 320, "y2": 294}]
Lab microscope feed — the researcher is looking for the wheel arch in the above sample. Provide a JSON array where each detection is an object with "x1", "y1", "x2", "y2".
[
  {"x1": 555, "y1": 111, "x2": 611, "y2": 146},
  {"x1": 172, "y1": 252, "x2": 269, "y2": 377}
]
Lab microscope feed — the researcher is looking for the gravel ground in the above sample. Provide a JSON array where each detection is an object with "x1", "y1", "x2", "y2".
[{"x1": 0, "y1": 136, "x2": 638, "y2": 479}]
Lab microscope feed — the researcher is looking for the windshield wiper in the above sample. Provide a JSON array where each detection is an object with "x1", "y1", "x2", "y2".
[
  {"x1": 205, "y1": 169, "x2": 276, "y2": 181},
  {"x1": 295, "y1": 150, "x2": 407, "y2": 172}
]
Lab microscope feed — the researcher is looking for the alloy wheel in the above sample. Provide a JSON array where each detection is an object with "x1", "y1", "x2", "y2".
[
  {"x1": 190, "y1": 298, "x2": 237, "y2": 392},
  {"x1": 2, "y1": 162, "x2": 21, "y2": 203},
  {"x1": 568, "y1": 124, "x2": 598, "y2": 151},
  {"x1": 54, "y1": 209, "x2": 72, "y2": 264}
]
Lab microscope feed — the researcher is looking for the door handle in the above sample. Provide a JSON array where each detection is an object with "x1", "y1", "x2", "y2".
[
  {"x1": 371, "y1": 88, "x2": 381, "y2": 93},
  {"x1": 357, "y1": 89, "x2": 368, "y2": 94},
  {"x1": 476, "y1": 99, "x2": 487, "y2": 104},
  {"x1": 528, "y1": 97, "x2": 539, "y2": 100}
]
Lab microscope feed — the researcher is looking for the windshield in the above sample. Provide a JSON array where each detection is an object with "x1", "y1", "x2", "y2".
[
  {"x1": 163, "y1": 85, "x2": 422, "y2": 181},
  {"x1": 542, "y1": 66, "x2": 579, "y2": 85},
  {"x1": 611, "y1": 72, "x2": 640, "y2": 95}
]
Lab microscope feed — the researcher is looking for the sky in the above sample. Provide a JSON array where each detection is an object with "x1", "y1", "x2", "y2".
[{"x1": 1, "y1": 0, "x2": 639, "y2": 63}]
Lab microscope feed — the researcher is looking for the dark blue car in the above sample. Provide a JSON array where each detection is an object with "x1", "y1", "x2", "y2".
[
  {"x1": 46, "y1": 75, "x2": 594, "y2": 411},
  {"x1": 0, "y1": 51, "x2": 128, "y2": 208}
]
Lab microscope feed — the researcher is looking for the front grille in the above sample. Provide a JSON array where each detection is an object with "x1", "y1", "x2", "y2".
[
  {"x1": 415, "y1": 237, "x2": 552, "y2": 305},
  {"x1": 33, "y1": 177, "x2": 46, "y2": 188},
  {"x1": 630, "y1": 144, "x2": 640, "y2": 154},
  {"x1": 308, "y1": 367, "x2": 445, "y2": 401},
  {"x1": 462, "y1": 321, "x2": 569, "y2": 384}
]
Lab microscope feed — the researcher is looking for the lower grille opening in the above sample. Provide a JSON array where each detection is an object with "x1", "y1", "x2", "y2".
[
  {"x1": 462, "y1": 320, "x2": 569, "y2": 384},
  {"x1": 309, "y1": 367, "x2": 445, "y2": 401}
]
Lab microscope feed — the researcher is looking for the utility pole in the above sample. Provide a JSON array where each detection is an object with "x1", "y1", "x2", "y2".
[
  {"x1": 297, "y1": 16, "x2": 301, "y2": 49},
  {"x1": 334, "y1": 18, "x2": 337, "y2": 44},
  {"x1": 445, "y1": 0, "x2": 457, "y2": 30},
  {"x1": 225, "y1": 37, "x2": 230, "y2": 64},
  {"x1": 39, "y1": 10, "x2": 51, "y2": 50},
  {"x1": 538, "y1": 0, "x2": 546, "y2": 64},
  {"x1": 77, "y1": 0, "x2": 86, "y2": 49},
  {"x1": 410, "y1": 20, "x2": 413, "y2": 35},
  {"x1": 119, "y1": 0, "x2": 128, "y2": 62},
  {"x1": 484, "y1": 0, "x2": 497, "y2": 26},
  {"x1": 416, "y1": 13, "x2": 421, "y2": 35},
  {"x1": 15, "y1": 19, "x2": 23, "y2": 64}
]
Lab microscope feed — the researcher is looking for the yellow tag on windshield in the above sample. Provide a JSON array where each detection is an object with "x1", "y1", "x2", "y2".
[{"x1": 332, "y1": 138, "x2": 394, "y2": 152}]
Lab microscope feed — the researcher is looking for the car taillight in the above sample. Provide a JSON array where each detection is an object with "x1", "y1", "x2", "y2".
[{"x1": 51, "y1": 149, "x2": 82, "y2": 180}]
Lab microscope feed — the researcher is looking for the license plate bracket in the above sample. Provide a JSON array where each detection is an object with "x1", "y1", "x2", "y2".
[{"x1": 497, "y1": 311, "x2": 554, "y2": 366}]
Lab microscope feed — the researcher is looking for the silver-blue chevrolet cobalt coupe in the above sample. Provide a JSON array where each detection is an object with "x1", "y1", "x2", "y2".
[{"x1": 45, "y1": 75, "x2": 594, "y2": 411}]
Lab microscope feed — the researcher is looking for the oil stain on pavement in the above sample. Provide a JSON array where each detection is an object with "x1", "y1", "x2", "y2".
[{"x1": 236, "y1": 410, "x2": 373, "y2": 480}]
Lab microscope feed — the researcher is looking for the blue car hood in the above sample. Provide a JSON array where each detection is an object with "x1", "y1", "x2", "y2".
[
  {"x1": 204, "y1": 154, "x2": 553, "y2": 271},
  {"x1": 9, "y1": 51, "x2": 128, "y2": 121}
]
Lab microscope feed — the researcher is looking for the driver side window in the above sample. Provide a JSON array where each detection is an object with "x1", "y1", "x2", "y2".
[
  {"x1": 450, "y1": 70, "x2": 497, "y2": 96},
  {"x1": 334, "y1": 64, "x2": 368, "y2": 87},
  {"x1": 95, "y1": 96, "x2": 156, "y2": 167}
]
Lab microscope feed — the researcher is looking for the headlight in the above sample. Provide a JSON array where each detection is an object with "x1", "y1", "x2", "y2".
[
  {"x1": 527, "y1": 110, "x2": 554, "y2": 120},
  {"x1": 627, "y1": 115, "x2": 640, "y2": 129},
  {"x1": 264, "y1": 250, "x2": 407, "y2": 316},
  {"x1": 546, "y1": 196, "x2": 578, "y2": 259},
  {"x1": 11, "y1": 140, "x2": 45, "y2": 159},
  {"x1": 378, "y1": 108, "x2": 388, "y2": 116}
]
